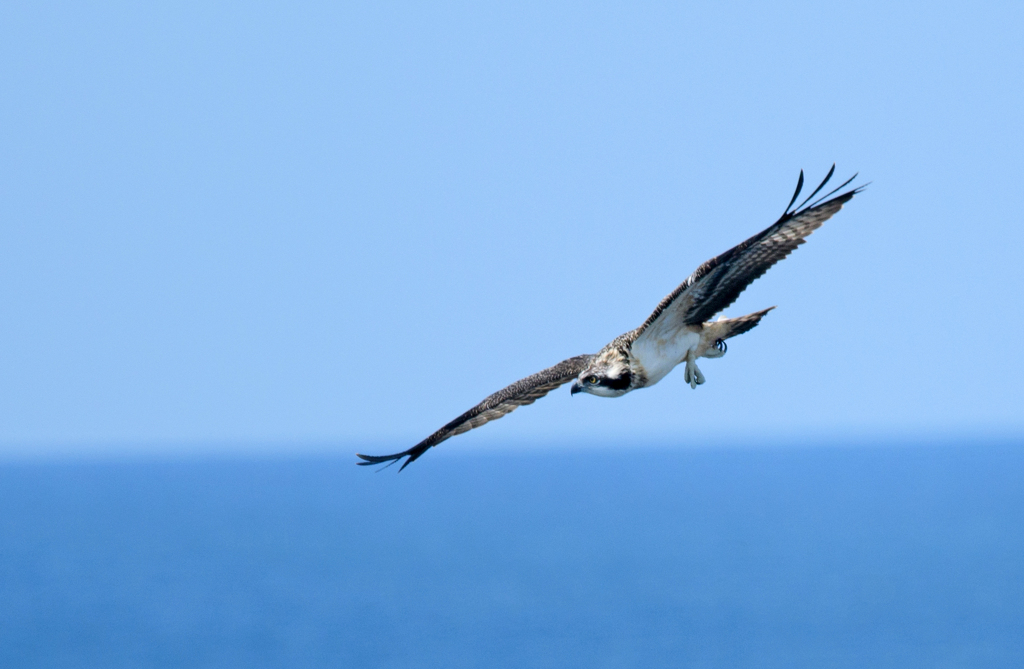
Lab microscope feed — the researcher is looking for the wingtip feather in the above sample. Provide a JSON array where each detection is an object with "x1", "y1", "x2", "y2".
[
  {"x1": 795, "y1": 164, "x2": 836, "y2": 212},
  {"x1": 806, "y1": 171, "x2": 860, "y2": 210},
  {"x1": 784, "y1": 169, "x2": 805, "y2": 215},
  {"x1": 356, "y1": 443, "x2": 431, "y2": 471}
]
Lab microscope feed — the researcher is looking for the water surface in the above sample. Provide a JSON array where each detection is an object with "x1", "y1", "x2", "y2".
[{"x1": 1, "y1": 443, "x2": 1022, "y2": 667}]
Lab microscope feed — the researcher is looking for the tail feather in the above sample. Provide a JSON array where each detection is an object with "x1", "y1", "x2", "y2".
[{"x1": 717, "y1": 307, "x2": 775, "y2": 339}]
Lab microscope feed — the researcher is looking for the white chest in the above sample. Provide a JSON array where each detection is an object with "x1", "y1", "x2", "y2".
[{"x1": 630, "y1": 329, "x2": 701, "y2": 386}]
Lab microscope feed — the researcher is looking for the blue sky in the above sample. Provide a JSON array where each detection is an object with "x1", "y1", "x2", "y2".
[{"x1": 1, "y1": 2, "x2": 1022, "y2": 457}]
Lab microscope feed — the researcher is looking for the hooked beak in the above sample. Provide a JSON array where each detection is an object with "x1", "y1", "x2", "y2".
[{"x1": 570, "y1": 381, "x2": 582, "y2": 396}]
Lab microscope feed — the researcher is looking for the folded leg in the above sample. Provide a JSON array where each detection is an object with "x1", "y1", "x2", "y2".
[{"x1": 683, "y1": 350, "x2": 705, "y2": 389}]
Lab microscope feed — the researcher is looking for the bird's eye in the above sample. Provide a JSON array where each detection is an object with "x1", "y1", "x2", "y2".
[{"x1": 587, "y1": 376, "x2": 599, "y2": 384}]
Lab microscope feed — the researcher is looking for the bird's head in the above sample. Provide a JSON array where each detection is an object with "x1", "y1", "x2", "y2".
[{"x1": 570, "y1": 353, "x2": 633, "y2": 398}]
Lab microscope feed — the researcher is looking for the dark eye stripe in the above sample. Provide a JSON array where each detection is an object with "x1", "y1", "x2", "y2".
[{"x1": 602, "y1": 371, "x2": 632, "y2": 391}]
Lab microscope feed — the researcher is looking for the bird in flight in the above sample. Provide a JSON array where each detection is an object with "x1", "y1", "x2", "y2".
[{"x1": 358, "y1": 166, "x2": 863, "y2": 470}]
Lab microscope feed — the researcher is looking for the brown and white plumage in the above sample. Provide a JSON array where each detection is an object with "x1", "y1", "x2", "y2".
[
  {"x1": 357, "y1": 167, "x2": 863, "y2": 470},
  {"x1": 634, "y1": 165, "x2": 860, "y2": 341},
  {"x1": 357, "y1": 355, "x2": 592, "y2": 470}
]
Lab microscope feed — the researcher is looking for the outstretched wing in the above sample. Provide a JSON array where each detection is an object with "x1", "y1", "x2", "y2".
[
  {"x1": 357, "y1": 354, "x2": 593, "y2": 471},
  {"x1": 632, "y1": 166, "x2": 863, "y2": 345}
]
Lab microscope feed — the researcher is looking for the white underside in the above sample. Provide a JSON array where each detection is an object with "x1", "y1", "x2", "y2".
[{"x1": 631, "y1": 329, "x2": 701, "y2": 386}]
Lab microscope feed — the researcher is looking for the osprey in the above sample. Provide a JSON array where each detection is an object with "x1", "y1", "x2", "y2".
[{"x1": 358, "y1": 167, "x2": 863, "y2": 470}]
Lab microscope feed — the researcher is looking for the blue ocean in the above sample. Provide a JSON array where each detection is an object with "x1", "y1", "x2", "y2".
[{"x1": 2, "y1": 442, "x2": 1022, "y2": 668}]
